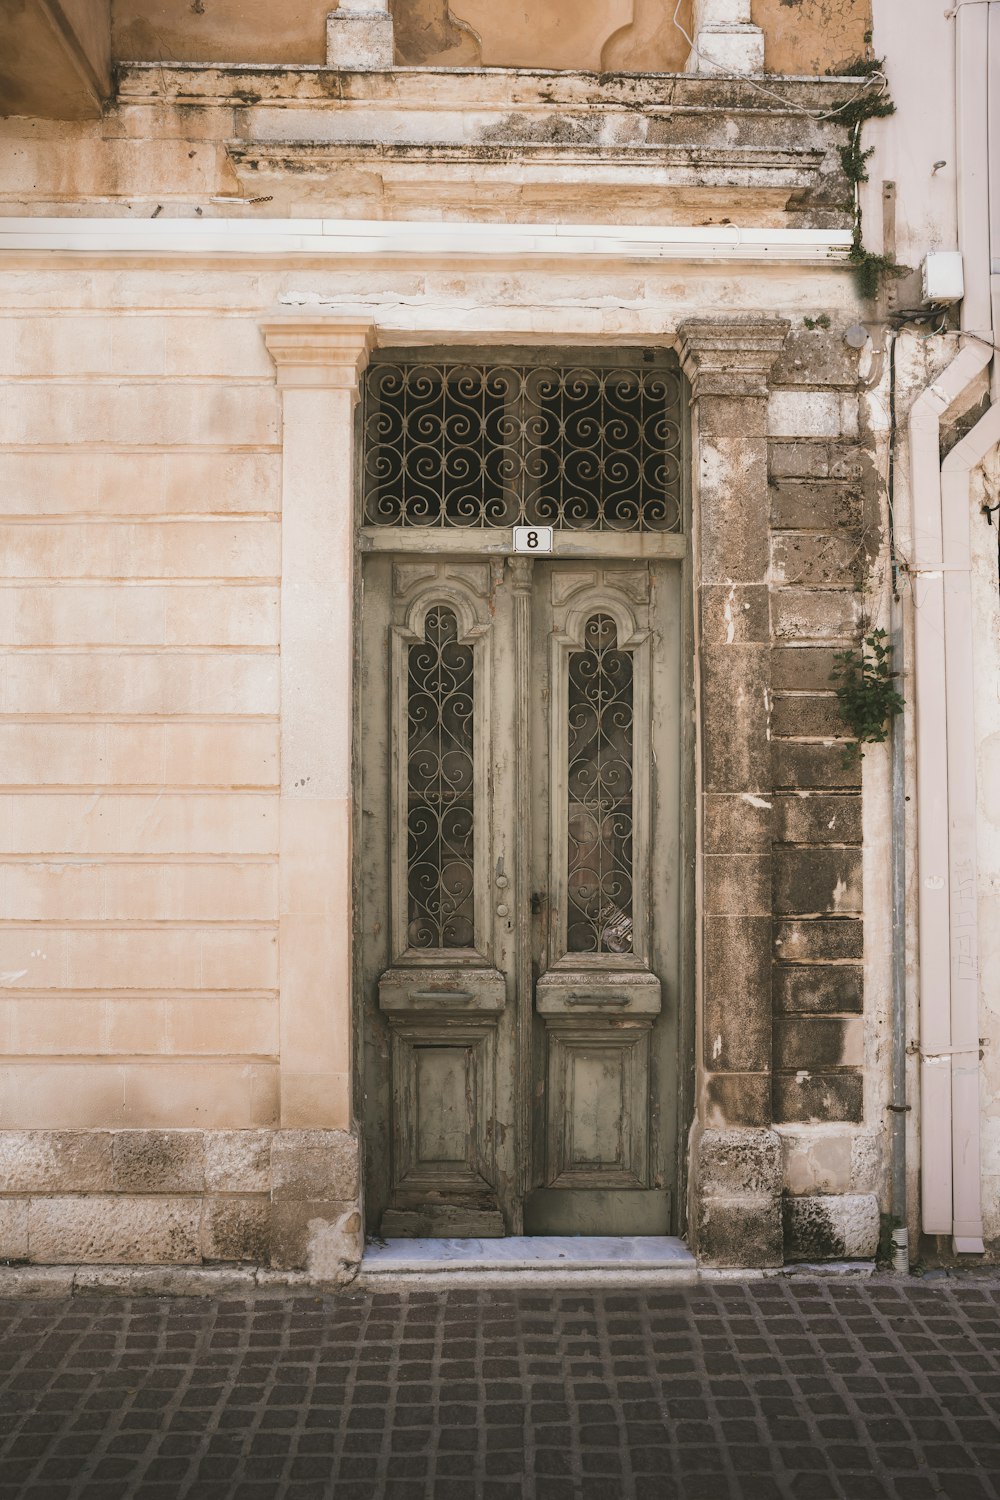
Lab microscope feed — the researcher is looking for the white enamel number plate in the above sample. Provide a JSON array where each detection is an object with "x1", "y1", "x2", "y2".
[{"x1": 512, "y1": 526, "x2": 554, "y2": 554}]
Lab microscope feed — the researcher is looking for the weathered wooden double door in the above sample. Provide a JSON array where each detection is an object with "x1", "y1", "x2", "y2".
[{"x1": 356, "y1": 351, "x2": 685, "y2": 1238}]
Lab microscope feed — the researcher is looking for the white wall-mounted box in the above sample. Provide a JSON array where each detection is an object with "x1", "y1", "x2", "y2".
[{"x1": 921, "y1": 250, "x2": 965, "y2": 305}]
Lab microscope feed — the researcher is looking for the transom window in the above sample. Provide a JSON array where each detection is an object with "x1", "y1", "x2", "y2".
[{"x1": 362, "y1": 351, "x2": 684, "y2": 533}]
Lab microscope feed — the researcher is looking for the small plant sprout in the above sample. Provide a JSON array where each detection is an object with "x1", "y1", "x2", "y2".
[{"x1": 830, "y1": 628, "x2": 905, "y2": 765}]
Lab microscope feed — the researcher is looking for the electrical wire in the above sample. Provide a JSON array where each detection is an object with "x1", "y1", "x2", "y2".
[{"x1": 670, "y1": 0, "x2": 888, "y2": 119}]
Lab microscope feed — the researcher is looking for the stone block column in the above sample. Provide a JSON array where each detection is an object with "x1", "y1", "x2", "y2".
[
  {"x1": 686, "y1": 0, "x2": 764, "y2": 73},
  {"x1": 261, "y1": 316, "x2": 376, "y2": 1134},
  {"x1": 678, "y1": 316, "x2": 789, "y2": 1266},
  {"x1": 327, "y1": 1, "x2": 394, "y2": 69}
]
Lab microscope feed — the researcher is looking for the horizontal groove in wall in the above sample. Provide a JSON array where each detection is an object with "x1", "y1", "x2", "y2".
[
  {"x1": 0, "y1": 515, "x2": 280, "y2": 525},
  {"x1": 0, "y1": 310, "x2": 266, "y2": 318},
  {"x1": 0, "y1": 516, "x2": 279, "y2": 527},
  {"x1": 0, "y1": 989, "x2": 277, "y2": 999},
  {"x1": 0, "y1": 920, "x2": 279, "y2": 930},
  {"x1": 0, "y1": 786, "x2": 278, "y2": 794},
  {"x1": 3, "y1": 378, "x2": 273, "y2": 388},
  {"x1": 0, "y1": 646, "x2": 279, "y2": 656},
  {"x1": 0, "y1": 445, "x2": 282, "y2": 455},
  {"x1": 0, "y1": 1055, "x2": 279, "y2": 1065},
  {"x1": 0, "y1": 720, "x2": 280, "y2": 732}
]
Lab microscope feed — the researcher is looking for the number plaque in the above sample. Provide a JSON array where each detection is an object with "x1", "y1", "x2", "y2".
[{"x1": 512, "y1": 526, "x2": 554, "y2": 554}]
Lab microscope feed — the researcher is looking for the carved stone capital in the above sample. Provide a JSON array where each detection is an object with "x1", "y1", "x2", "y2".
[
  {"x1": 261, "y1": 315, "x2": 378, "y2": 392},
  {"x1": 676, "y1": 316, "x2": 790, "y2": 400}
]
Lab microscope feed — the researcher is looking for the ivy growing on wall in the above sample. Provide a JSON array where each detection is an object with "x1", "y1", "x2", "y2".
[{"x1": 830, "y1": 58, "x2": 906, "y2": 299}]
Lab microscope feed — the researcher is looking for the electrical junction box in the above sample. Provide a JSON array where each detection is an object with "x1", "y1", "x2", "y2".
[{"x1": 921, "y1": 250, "x2": 964, "y2": 305}]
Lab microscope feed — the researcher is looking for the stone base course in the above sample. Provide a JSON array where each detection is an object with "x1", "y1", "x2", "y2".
[
  {"x1": 784, "y1": 1192, "x2": 881, "y2": 1261},
  {"x1": 0, "y1": 1128, "x2": 361, "y2": 1279}
]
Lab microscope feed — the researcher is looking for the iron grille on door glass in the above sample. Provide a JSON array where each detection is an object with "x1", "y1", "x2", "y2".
[{"x1": 362, "y1": 357, "x2": 684, "y2": 531}]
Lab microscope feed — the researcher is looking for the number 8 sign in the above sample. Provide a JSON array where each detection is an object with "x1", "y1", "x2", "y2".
[{"x1": 512, "y1": 526, "x2": 554, "y2": 554}]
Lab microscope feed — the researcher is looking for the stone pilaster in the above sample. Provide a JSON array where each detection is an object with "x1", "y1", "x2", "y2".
[
  {"x1": 326, "y1": 1, "x2": 394, "y2": 70},
  {"x1": 261, "y1": 315, "x2": 377, "y2": 1137},
  {"x1": 678, "y1": 315, "x2": 789, "y2": 1266},
  {"x1": 686, "y1": 0, "x2": 764, "y2": 74}
]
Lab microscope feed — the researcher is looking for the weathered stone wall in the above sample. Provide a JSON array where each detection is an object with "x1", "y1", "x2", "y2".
[
  {"x1": 0, "y1": 1129, "x2": 360, "y2": 1276},
  {"x1": 768, "y1": 335, "x2": 869, "y2": 1128}
]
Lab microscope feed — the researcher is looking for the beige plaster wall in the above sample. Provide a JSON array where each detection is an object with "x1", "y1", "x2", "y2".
[
  {"x1": 0, "y1": 296, "x2": 282, "y2": 1129},
  {"x1": 111, "y1": 0, "x2": 330, "y2": 66},
  {"x1": 753, "y1": 0, "x2": 872, "y2": 76},
  {"x1": 109, "y1": 0, "x2": 867, "y2": 73}
]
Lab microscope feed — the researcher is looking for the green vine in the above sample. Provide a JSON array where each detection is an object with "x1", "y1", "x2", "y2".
[
  {"x1": 829, "y1": 57, "x2": 906, "y2": 299},
  {"x1": 830, "y1": 629, "x2": 905, "y2": 763}
]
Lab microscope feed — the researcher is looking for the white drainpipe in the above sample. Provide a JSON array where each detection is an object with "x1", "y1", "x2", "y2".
[{"x1": 909, "y1": 0, "x2": 996, "y2": 1252}]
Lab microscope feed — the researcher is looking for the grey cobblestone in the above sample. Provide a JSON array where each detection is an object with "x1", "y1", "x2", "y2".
[{"x1": 0, "y1": 1278, "x2": 997, "y2": 1499}]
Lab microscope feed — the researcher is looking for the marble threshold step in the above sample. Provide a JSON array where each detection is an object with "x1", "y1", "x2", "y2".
[{"x1": 358, "y1": 1235, "x2": 698, "y2": 1287}]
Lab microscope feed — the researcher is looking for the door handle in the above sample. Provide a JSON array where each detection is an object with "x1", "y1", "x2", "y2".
[{"x1": 566, "y1": 993, "x2": 630, "y2": 1007}]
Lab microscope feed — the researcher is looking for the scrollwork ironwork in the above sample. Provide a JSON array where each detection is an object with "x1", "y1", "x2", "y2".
[
  {"x1": 363, "y1": 359, "x2": 682, "y2": 532},
  {"x1": 406, "y1": 606, "x2": 476, "y2": 949},
  {"x1": 566, "y1": 614, "x2": 635, "y2": 954}
]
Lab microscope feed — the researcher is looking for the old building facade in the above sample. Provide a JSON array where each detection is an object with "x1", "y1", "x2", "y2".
[{"x1": 0, "y1": 0, "x2": 996, "y2": 1277}]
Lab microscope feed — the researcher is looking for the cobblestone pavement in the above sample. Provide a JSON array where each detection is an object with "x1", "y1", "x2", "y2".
[{"x1": 0, "y1": 1277, "x2": 999, "y2": 1500}]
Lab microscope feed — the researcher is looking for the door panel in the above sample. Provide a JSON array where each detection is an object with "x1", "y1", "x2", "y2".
[{"x1": 359, "y1": 554, "x2": 680, "y2": 1237}]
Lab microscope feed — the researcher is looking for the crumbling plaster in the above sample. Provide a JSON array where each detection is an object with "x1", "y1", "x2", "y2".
[{"x1": 0, "y1": 67, "x2": 864, "y2": 231}]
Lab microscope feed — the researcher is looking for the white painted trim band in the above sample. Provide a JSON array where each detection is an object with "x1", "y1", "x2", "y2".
[{"x1": 0, "y1": 217, "x2": 854, "y2": 263}]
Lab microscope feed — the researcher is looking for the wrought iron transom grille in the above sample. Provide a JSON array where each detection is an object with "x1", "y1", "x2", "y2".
[
  {"x1": 362, "y1": 356, "x2": 683, "y2": 532},
  {"x1": 406, "y1": 606, "x2": 476, "y2": 950},
  {"x1": 566, "y1": 614, "x2": 634, "y2": 954}
]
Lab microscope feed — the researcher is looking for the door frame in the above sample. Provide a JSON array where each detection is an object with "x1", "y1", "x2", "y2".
[{"x1": 350, "y1": 341, "x2": 697, "y2": 1238}]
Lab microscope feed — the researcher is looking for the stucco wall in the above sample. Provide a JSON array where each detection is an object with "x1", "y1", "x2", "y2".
[
  {"x1": 753, "y1": 0, "x2": 872, "y2": 76},
  {"x1": 108, "y1": 0, "x2": 869, "y2": 73}
]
